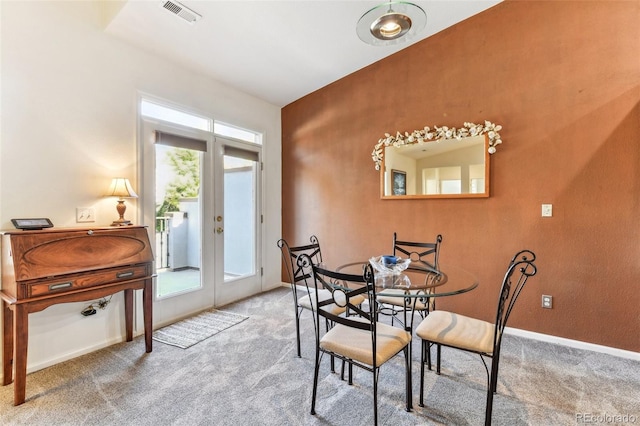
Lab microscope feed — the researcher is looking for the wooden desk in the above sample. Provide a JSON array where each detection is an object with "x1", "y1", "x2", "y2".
[{"x1": 1, "y1": 226, "x2": 154, "y2": 405}]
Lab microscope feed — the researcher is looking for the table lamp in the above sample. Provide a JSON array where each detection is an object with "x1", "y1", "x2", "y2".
[{"x1": 106, "y1": 178, "x2": 138, "y2": 226}]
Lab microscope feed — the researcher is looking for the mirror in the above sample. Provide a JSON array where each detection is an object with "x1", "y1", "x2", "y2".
[
  {"x1": 382, "y1": 135, "x2": 489, "y2": 198},
  {"x1": 371, "y1": 121, "x2": 502, "y2": 199}
]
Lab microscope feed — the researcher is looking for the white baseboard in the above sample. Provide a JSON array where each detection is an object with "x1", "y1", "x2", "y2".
[
  {"x1": 0, "y1": 335, "x2": 143, "y2": 384},
  {"x1": 505, "y1": 327, "x2": 640, "y2": 361},
  {"x1": 27, "y1": 335, "x2": 130, "y2": 375}
]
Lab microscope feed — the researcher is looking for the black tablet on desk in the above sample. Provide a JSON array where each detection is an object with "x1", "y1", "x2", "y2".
[{"x1": 11, "y1": 218, "x2": 54, "y2": 230}]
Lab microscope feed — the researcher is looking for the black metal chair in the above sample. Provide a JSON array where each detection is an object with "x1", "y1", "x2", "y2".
[
  {"x1": 277, "y1": 236, "x2": 364, "y2": 358},
  {"x1": 300, "y1": 254, "x2": 412, "y2": 426},
  {"x1": 376, "y1": 233, "x2": 443, "y2": 327},
  {"x1": 416, "y1": 249, "x2": 537, "y2": 426}
]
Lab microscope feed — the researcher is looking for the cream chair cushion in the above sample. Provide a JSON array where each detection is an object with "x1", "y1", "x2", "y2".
[
  {"x1": 376, "y1": 289, "x2": 431, "y2": 310},
  {"x1": 415, "y1": 311, "x2": 495, "y2": 355},
  {"x1": 320, "y1": 317, "x2": 411, "y2": 366},
  {"x1": 299, "y1": 289, "x2": 365, "y2": 316}
]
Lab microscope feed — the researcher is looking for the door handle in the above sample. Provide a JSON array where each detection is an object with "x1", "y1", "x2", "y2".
[{"x1": 216, "y1": 227, "x2": 224, "y2": 234}]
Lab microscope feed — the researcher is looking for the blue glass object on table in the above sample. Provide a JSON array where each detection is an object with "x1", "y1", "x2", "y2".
[{"x1": 382, "y1": 255, "x2": 398, "y2": 266}]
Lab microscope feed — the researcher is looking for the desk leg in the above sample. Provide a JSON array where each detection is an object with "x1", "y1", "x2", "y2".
[
  {"x1": 124, "y1": 289, "x2": 133, "y2": 342},
  {"x1": 2, "y1": 301, "x2": 13, "y2": 386},
  {"x1": 13, "y1": 304, "x2": 28, "y2": 405},
  {"x1": 143, "y1": 278, "x2": 153, "y2": 353}
]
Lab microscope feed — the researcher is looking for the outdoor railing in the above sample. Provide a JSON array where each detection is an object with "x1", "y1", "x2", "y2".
[{"x1": 156, "y1": 217, "x2": 170, "y2": 269}]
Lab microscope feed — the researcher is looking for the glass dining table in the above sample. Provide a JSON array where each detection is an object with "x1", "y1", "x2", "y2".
[
  {"x1": 336, "y1": 261, "x2": 479, "y2": 297},
  {"x1": 334, "y1": 259, "x2": 478, "y2": 410},
  {"x1": 335, "y1": 259, "x2": 479, "y2": 332}
]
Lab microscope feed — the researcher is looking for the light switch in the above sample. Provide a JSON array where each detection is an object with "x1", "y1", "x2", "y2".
[
  {"x1": 541, "y1": 204, "x2": 553, "y2": 217},
  {"x1": 76, "y1": 208, "x2": 95, "y2": 223}
]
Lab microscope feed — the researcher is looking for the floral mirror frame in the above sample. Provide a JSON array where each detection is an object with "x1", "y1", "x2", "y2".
[{"x1": 372, "y1": 121, "x2": 503, "y2": 199}]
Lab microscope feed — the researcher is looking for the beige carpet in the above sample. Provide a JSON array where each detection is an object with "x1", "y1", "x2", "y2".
[{"x1": 1, "y1": 287, "x2": 638, "y2": 425}]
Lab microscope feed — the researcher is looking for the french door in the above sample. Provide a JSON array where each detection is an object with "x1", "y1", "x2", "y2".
[
  {"x1": 139, "y1": 120, "x2": 262, "y2": 327},
  {"x1": 213, "y1": 137, "x2": 262, "y2": 306}
]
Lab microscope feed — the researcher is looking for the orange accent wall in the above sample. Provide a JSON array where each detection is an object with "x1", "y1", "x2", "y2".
[{"x1": 281, "y1": 1, "x2": 640, "y2": 352}]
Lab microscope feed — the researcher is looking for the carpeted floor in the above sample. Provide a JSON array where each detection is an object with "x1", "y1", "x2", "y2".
[
  {"x1": 0, "y1": 286, "x2": 638, "y2": 425},
  {"x1": 152, "y1": 309, "x2": 248, "y2": 348}
]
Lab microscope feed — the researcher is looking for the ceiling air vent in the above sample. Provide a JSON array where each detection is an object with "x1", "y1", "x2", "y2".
[{"x1": 160, "y1": 1, "x2": 202, "y2": 24}]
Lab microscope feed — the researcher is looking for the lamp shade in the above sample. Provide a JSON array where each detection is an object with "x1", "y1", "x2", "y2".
[{"x1": 106, "y1": 178, "x2": 138, "y2": 199}]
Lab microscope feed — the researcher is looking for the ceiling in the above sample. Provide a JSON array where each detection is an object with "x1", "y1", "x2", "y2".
[{"x1": 105, "y1": 1, "x2": 501, "y2": 107}]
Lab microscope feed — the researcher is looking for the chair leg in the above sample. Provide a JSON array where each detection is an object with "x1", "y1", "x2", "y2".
[
  {"x1": 325, "y1": 319, "x2": 336, "y2": 373},
  {"x1": 348, "y1": 361, "x2": 353, "y2": 385},
  {"x1": 373, "y1": 369, "x2": 379, "y2": 426},
  {"x1": 491, "y1": 350, "x2": 501, "y2": 394},
  {"x1": 436, "y1": 344, "x2": 441, "y2": 375},
  {"x1": 311, "y1": 349, "x2": 321, "y2": 415},
  {"x1": 294, "y1": 307, "x2": 302, "y2": 357},
  {"x1": 405, "y1": 345, "x2": 412, "y2": 412},
  {"x1": 485, "y1": 356, "x2": 500, "y2": 425},
  {"x1": 419, "y1": 340, "x2": 426, "y2": 407},
  {"x1": 426, "y1": 341, "x2": 432, "y2": 371},
  {"x1": 485, "y1": 378, "x2": 495, "y2": 426}
]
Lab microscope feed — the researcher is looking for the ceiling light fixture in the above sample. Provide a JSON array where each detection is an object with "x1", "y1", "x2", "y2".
[{"x1": 356, "y1": 1, "x2": 427, "y2": 46}]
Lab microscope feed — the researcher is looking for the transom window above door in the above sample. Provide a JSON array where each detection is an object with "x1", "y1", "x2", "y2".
[{"x1": 141, "y1": 99, "x2": 212, "y2": 131}]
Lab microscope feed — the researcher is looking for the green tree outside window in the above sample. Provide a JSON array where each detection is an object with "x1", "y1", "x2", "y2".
[{"x1": 156, "y1": 148, "x2": 200, "y2": 227}]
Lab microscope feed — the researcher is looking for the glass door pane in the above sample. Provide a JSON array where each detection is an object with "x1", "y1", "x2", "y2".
[
  {"x1": 155, "y1": 144, "x2": 202, "y2": 297},
  {"x1": 223, "y1": 154, "x2": 256, "y2": 281}
]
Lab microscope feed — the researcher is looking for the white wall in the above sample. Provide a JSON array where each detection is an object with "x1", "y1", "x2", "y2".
[
  {"x1": 180, "y1": 200, "x2": 201, "y2": 269},
  {"x1": 168, "y1": 211, "x2": 189, "y2": 269},
  {"x1": 0, "y1": 1, "x2": 282, "y2": 374}
]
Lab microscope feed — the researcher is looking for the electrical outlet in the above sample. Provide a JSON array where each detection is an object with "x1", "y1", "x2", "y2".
[
  {"x1": 76, "y1": 207, "x2": 95, "y2": 223},
  {"x1": 542, "y1": 295, "x2": 553, "y2": 309},
  {"x1": 541, "y1": 204, "x2": 553, "y2": 217}
]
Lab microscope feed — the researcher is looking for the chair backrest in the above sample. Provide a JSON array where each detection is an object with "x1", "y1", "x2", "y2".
[
  {"x1": 301, "y1": 254, "x2": 377, "y2": 348},
  {"x1": 492, "y1": 249, "x2": 537, "y2": 351},
  {"x1": 277, "y1": 235, "x2": 323, "y2": 289},
  {"x1": 393, "y1": 232, "x2": 443, "y2": 272}
]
